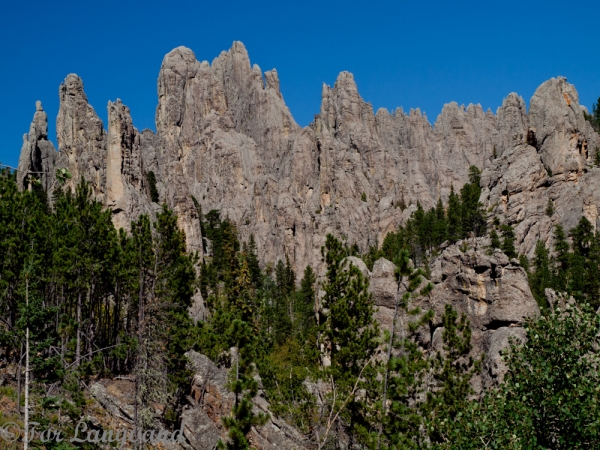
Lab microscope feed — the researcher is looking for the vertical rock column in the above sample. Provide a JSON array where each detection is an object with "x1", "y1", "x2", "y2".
[{"x1": 17, "y1": 101, "x2": 57, "y2": 191}]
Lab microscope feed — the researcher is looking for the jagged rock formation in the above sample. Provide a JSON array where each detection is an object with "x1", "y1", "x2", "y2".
[
  {"x1": 481, "y1": 77, "x2": 600, "y2": 258},
  {"x1": 55, "y1": 74, "x2": 108, "y2": 199},
  {"x1": 16, "y1": 101, "x2": 57, "y2": 191},
  {"x1": 106, "y1": 100, "x2": 155, "y2": 230},
  {"x1": 367, "y1": 238, "x2": 539, "y2": 391},
  {"x1": 16, "y1": 43, "x2": 600, "y2": 276}
]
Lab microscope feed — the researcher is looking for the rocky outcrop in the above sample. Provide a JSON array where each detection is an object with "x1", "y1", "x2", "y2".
[
  {"x1": 481, "y1": 77, "x2": 600, "y2": 258},
  {"x1": 89, "y1": 352, "x2": 308, "y2": 450},
  {"x1": 368, "y1": 239, "x2": 540, "y2": 391},
  {"x1": 183, "y1": 351, "x2": 308, "y2": 450},
  {"x1": 16, "y1": 45, "x2": 600, "y2": 276},
  {"x1": 16, "y1": 101, "x2": 57, "y2": 191},
  {"x1": 529, "y1": 77, "x2": 597, "y2": 178},
  {"x1": 106, "y1": 100, "x2": 154, "y2": 231},
  {"x1": 55, "y1": 74, "x2": 107, "y2": 199}
]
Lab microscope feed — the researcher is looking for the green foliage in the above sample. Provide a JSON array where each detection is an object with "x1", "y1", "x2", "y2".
[
  {"x1": 0, "y1": 174, "x2": 198, "y2": 432},
  {"x1": 489, "y1": 229, "x2": 501, "y2": 250},
  {"x1": 584, "y1": 97, "x2": 600, "y2": 131},
  {"x1": 459, "y1": 166, "x2": 486, "y2": 238},
  {"x1": 219, "y1": 319, "x2": 268, "y2": 450},
  {"x1": 528, "y1": 219, "x2": 600, "y2": 309},
  {"x1": 55, "y1": 167, "x2": 72, "y2": 185},
  {"x1": 500, "y1": 224, "x2": 517, "y2": 259},
  {"x1": 528, "y1": 240, "x2": 552, "y2": 310},
  {"x1": 425, "y1": 305, "x2": 481, "y2": 445},
  {"x1": 371, "y1": 168, "x2": 485, "y2": 270},
  {"x1": 146, "y1": 170, "x2": 159, "y2": 202},
  {"x1": 443, "y1": 303, "x2": 600, "y2": 448},
  {"x1": 375, "y1": 249, "x2": 434, "y2": 449},
  {"x1": 361, "y1": 192, "x2": 367, "y2": 202},
  {"x1": 446, "y1": 184, "x2": 462, "y2": 243},
  {"x1": 546, "y1": 198, "x2": 555, "y2": 216},
  {"x1": 319, "y1": 234, "x2": 379, "y2": 444}
]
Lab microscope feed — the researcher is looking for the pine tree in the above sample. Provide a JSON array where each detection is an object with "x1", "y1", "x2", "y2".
[
  {"x1": 569, "y1": 216, "x2": 597, "y2": 304},
  {"x1": 460, "y1": 166, "x2": 486, "y2": 237},
  {"x1": 500, "y1": 224, "x2": 517, "y2": 259},
  {"x1": 219, "y1": 319, "x2": 268, "y2": 450},
  {"x1": 271, "y1": 259, "x2": 293, "y2": 345},
  {"x1": 529, "y1": 240, "x2": 552, "y2": 310},
  {"x1": 489, "y1": 229, "x2": 501, "y2": 250},
  {"x1": 432, "y1": 197, "x2": 448, "y2": 246},
  {"x1": 425, "y1": 305, "x2": 481, "y2": 444},
  {"x1": 446, "y1": 184, "x2": 462, "y2": 243},
  {"x1": 246, "y1": 234, "x2": 261, "y2": 288},
  {"x1": 376, "y1": 249, "x2": 433, "y2": 449},
  {"x1": 296, "y1": 265, "x2": 316, "y2": 340},
  {"x1": 317, "y1": 234, "x2": 379, "y2": 448},
  {"x1": 553, "y1": 225, "x2": 570, "y2": 292},
  {"x1": 145, "y1": 171, "x2": 159, "y2": 202}
]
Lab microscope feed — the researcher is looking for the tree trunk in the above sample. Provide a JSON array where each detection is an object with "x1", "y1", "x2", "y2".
[
  {"x1": 377, "y1": 277, "x2": 402, "y2": 450},
  {"x1": 17, "y1": 342, "x2": 22, "y2": 418},
  {"x1": 134, "y1": 266, "x2": 144, "y2": 450},
  {"x1": 24, "y1": 277, "x2": 30, "y2": 450},
  {"x1": 75, "y1": 291, "x2": 82, "y2": 367}
]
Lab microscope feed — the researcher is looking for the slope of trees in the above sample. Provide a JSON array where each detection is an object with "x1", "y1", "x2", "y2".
[
  {"x1": 364, "y1": 165, "x2": 486, "y2": 269},
  {"x1": 3, "y1": 164, "x2": 600, "y2": 449},
  {"x1": 0, "y1": 171, "x2": 198, "y2": 445},
  {"x1": 527, "y1": 217, "x2": 600, "y2": 309}
]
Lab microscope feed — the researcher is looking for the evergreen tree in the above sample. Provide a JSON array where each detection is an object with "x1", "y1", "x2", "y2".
[
  {"x1": 145, "y1": 171, "x2": 159, "y2": 202},
  {"x1": 296, "y1": 265, "x2": 317, "y2": 340},
  {"x1": 489, "y1": 229, "x2": 501, "y2": 250},
  {"x1": 246, "y1": 234, "x2": 261, "y2": 288},
  {"x1": 219, "y1": 319, "x2": 268, "y2": 450},
  {"x1": 500, "y1": 224, "x2": 517, "y2": 259},
  {"x1": 553, "y1": 225, "x2": 570, "y2": 292},
  {"x1": 529, "y1": 240, "x2": 552, "y2": 310},
  {"x1": 569, "y1": 216, "x2": 598, "y2": 304},
  {"x1": 271, "y1": 259, "x2": 293, "y2": 345},
  {"x1": 425, "y1": 305, "x2": 481, "y2": 445},
  {"x1": 460, "y1": 166, "x2": 486, "y2": 237},
  {"x1": 432, "y1": 197, "x2": 448, "y2": 246},
  {"x1": 318, "y1": 234, "x2": 379, "y2": 447},
  {"x1": 446, "y1": 184, "x2": 462, "y2": 243},
  {"x1": 376, "y1": 249, "x2": 433, "y2": 449}
]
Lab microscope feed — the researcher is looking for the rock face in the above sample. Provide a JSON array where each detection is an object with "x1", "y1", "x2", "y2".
[
  {"x1": 368, "y1": 238, "x2": 540, "y2": 390},
  {"x1": 106, "y1": 100, "x2": 154, "y2": 230},
  {"x1": 16, "y1": 45, "x2": 600, "y2": 277}
]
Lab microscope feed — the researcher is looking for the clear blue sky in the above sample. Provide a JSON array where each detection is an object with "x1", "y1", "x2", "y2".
[{"x1": 1, "y1": 0, "x2": 599, "y2": 167}]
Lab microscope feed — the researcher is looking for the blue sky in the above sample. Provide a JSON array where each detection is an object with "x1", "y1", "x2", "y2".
[{"x1": 1, "y1": 0, "x2": 599, "y2": 167}]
